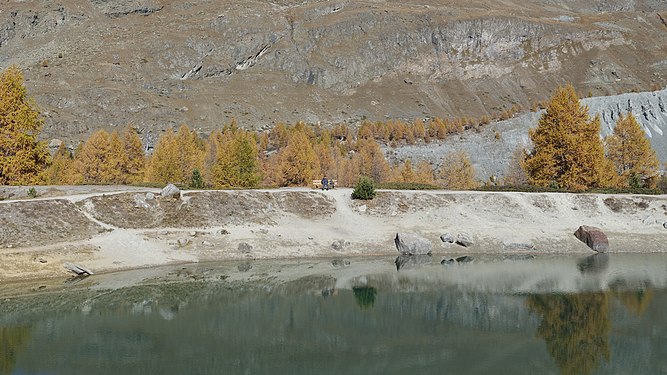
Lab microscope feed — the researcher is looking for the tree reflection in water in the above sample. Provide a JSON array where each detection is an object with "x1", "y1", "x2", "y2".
[
  {"x1": 527, "y1": 293, "x2": 610, "y2": 375},
  {"x1": 615, "y1": 287, "x2": 654, "y2": 316},
  {"x1": 0, "y1": 325, "x2": 32, "y2": 375},
  {"x1": 352, "y1": 286, "x2": 377, "y2": 310}
]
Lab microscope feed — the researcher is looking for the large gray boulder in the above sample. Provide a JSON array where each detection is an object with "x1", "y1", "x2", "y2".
[
  {"x1": 394, "y1": 233, "x2": 432, "y2": 255},
  {"x1": 160, "y1": 184, "x2": 181, "y2": 199},
  {"x1": 574, "y1": 225, "x2": 609, "y2": 253},
  {"x1": 455, "y1": 233, "x2": 474, "y2": 247}
]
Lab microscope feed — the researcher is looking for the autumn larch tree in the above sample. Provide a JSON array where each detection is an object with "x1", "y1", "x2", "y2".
[
  {"x1": 73, "y1": 129, "x2": 126, "y2": 184},
  {"x1": 46, "y1": 143, "x2": 78, "y2": 185},
  {"x1": 355, "y1": 138, "x2": 390, "y2": 183},
  {"x1": 0, "y1": 65, "x2": 50, "y2": 185},
  {"x1": 439, "y1": 150, "x2": 478, "y2": 190},
  {"x1": 211, "y1": 130, "x2": 261, "y2": 188},
  {"x1": 146, "y1": 124, "x2": 204, "y2": 185},
  {"x1": 522, "y1": 84, "x2": 610, "y2": 191},
  {"x1": 605, "y1": 113, "x2": 660, "y2": 188},
  {"x1": 278, "y1": 130, "x2": 320, "y2": 186},
  {"x1": 146, "y1": 131, "x2": 179, "y2": 184},
  {"x1": 121, "y1": 125, "x2": 146, "y2": 184}
]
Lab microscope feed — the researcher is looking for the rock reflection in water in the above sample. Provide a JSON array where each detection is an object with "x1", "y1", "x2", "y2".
[
  {"x1": 394, "y1": 255, "x2": 432, "y2": 270},
  {"x1": 527, "y1": 292, "x2": 610, "y2": 375},
  {"x1": 577, "y1": 254, "x2": 610, "y2": 274}
]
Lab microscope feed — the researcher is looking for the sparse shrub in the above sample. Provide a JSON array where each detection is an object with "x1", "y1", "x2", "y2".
[
  {"x1": 352, "y1": 176, "x2": 376, "y2": 200},
  {"x1": 377, "y1": 182, "x2": 440, "y2": 190},
  {"x1": 27, "y1": 187, "x2": 37, "y2": 198},
  {"x1": 190, "y1": 169, "x2": 204, "y2": 189},
  {"x1": 41, "y1": 59, "x2": 49, "y2": 68}
]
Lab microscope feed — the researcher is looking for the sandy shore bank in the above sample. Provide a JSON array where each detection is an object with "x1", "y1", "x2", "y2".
[{"x1": 1, "y1": 186, "x2": 666, "y2": 281}]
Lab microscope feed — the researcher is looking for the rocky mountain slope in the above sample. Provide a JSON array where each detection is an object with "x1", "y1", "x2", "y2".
[
  {"x1": 2, "y1": 0, "x2": 667, "y2": 145},
  {"x1": 392, "y1": 88, "x2": 667, "y2": 180}
]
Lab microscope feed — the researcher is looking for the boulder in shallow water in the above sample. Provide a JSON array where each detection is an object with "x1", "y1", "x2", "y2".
[
  {"x1": 455, "y1": 233, "x2": 474, "y2": 247},
  {"x1": 440, "y1": 233, "x2": 454, "y2": 243},
  {"x1": 160, "y1": 184, "x2": 181, "y2": 199},
  {"x1": 574, "y1": 225, "x2": 609, "y2": 253},
  {"x1": 394, "y1": 233, "x2": 432, "y2": 255}
]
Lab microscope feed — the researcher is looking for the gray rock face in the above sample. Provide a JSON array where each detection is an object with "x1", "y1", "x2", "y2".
[
  {"x1": 160, "y1": 184, "x2": 181, "y2": 200},
  {"x1": 133, "y1": 194, "x2": 149, "y2": 209},
  {"x1": 177, "y1": 238, "x2": 191, "y2": 247},
  {"x1": 574, "y1": 225, "x2": 609, "y2": 253},
  {"x1": 440, "y1": 234, "x2": 455, "y2": 243},
  {"x1": 2, "y1": 1, "x2": 667, "y2": 145},
  {"x1": 331, "y1": 240, "x2": 350, "y2": 251},
  {"x1": 390, "y1": 89, "x2": 667, "y2": 182},
  {"x1": 238, "y1": 242, "x2": 253, "y2": 253},
  {"x1": 394, "y1": 233, "x2": 432, "y2": 256},
  {"x1": 455, "y1": 233, "x2": 474, "y2": 248}
]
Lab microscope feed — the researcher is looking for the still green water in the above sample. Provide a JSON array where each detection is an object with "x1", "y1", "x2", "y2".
[{"x1": 1, "y1": 254, "x2": 667, "y2": 375}]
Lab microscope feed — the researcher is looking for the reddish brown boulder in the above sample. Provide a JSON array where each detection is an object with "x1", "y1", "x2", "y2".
[{"x1": 574, "y1": 226, "x2": 609, "y2": 253}]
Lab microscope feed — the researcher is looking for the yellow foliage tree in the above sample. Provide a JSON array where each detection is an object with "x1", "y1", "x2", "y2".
[
  {"x1": 0, "y1": 65, "x2": 50, "y2": 185},
  {"x1": 211, "y1": 130, "x2": 261, "y2": 188},
  {"x1": 73, "y1": 129, "x2": 126, "y2": 184},
  {"x1": 121, "y1": 125, "x2": 145, "y2": 184},
  {"x1": 146, "y1": 131, "x2": 179, "y2": 184},
  {"x1": 400, "y1": 159, "x2": 416, "y2": 182},
  {"x1": 605, "y1": 113, "x2": 660, "y2": 188},
  {"x1": 278, "y1": 130, "x2": 320, "y2": 186},
  {"x1": 522, "y1": 84, "x2": 608, "y2": 191},
  {"x1": 45, "y1": 143, "x2": 79, "y2": 185},
  {"x1": 439, "y1": 150, "x2": 478, "y2": 190},
  {"x1": 414, "y1": 160, "x2": 435, "y2": 184},
  {"x1": 355, "y1": 138, "x2": 390, "y2": 183},
  {"x1": 146, "y1": 125, "x2": 204, "y2": 185}
]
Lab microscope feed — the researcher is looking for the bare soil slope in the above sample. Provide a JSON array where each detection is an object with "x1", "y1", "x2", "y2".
[{"x1": 0, "y1": 186, "x2": 665, "y2": 281}]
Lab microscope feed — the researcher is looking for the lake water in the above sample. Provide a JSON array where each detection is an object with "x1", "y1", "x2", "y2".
[{"x1": 1, "y1": 254, "x2": 667, "y2": 375}]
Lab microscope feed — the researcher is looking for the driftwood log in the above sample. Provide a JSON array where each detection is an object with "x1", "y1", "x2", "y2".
[{"x1": 63, "y1": 262, "x2": 94, "y2": 276}]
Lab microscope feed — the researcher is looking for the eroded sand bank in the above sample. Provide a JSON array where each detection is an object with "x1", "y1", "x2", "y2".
[{"x1": 1, "y1": 187, "x2": 666, "y2": 281}]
